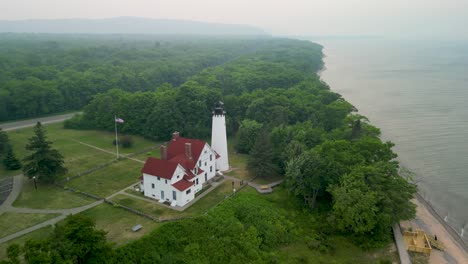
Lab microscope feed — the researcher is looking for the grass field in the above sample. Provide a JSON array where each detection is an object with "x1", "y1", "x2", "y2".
[
  {"x1": 4, "y1": 122, "x2": 159, "y2": 208},
  {"x1": 0, "y1": 212, "x2": 59, "y2": 238},
  {"x1": 225, "y1": 139, "x2": 250, "y2": 180},
  {"x1": 80, "y1": 203, "x2": 159, "y2": 246},
  {"x1": 66, "y1": 159, "x2": 141, "y2": 198},
  {"x1": 2, "y1": 122, "x2": 159, "y2": 180},
  {"x1": 0, "y1": 226, "x2": 54, "y2": 260},
  {"x1": 13, "y1": 177, "x2": 95, "y2": 209}
]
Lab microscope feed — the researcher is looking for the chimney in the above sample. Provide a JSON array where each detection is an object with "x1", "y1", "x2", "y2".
[
  {"x1": 185, "y1": 143, "x2": 192, "y2": 160},
  {"x1": 160, "y1": 145, "x2": 167, "y2": 160},
  {"x1": 172, "y1": 131, "x2": 180, "y2": 141}
]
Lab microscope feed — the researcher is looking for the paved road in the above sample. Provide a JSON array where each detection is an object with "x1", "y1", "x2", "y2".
[
  {"x1": 0, "y1": 112, "x2": 80, "y2": 132},
  {"x1": 393, "y1": 224, "x2": 411, "y2": 264},
  {"x1": 0, "y1": 175, "x2": 23, "y2": 214}
]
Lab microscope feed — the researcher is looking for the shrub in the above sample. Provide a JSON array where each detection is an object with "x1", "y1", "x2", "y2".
[{"x1": 113, "y1": 136, "x2": 133, "y2": 148}]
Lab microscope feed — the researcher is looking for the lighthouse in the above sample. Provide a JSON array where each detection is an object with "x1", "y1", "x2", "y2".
[{"x1": 211, "y1": 101, "x2": 229, "y2": 172}]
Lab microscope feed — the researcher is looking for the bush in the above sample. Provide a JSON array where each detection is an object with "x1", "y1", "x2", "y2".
[
  {"x1": 113, "y1": 136, "x2": 133, "y2": 148},
  {"x1": 64, "y1": 114, "x2": 89, "y2": 129},
  {"x1": 305, "y1": 232, "x2": 335, "y2": 254}
]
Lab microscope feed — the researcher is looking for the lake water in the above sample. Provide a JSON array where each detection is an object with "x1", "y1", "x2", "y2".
[{"x1": 317, "y1": 37, "x2": 468, "y2": 243}]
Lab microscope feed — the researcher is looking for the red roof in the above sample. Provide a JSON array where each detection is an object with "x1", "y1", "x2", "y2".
[
  {"x1": 141, "y1": 157, "x2": 178, "y2": 180},
  {"x1": 170, "y1": 154, "x2": 197, "y2": 171},
  {"x1": 172, "y1": 179, "x2": 194, "y2": 191},
  {"x1": 167, "y1": 136, "x2": 206, "y2": 169},
  {"x1": 141, "y1": 133, "x2": 215, "y2": 189},
  {"x1": 197, "y1": 168, "x2": 205, "y2": 175}
]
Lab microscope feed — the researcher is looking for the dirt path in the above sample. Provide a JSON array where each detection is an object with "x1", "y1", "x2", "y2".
[{"x1": 402, "y1": 198, "x2": 468, "y2": 264}]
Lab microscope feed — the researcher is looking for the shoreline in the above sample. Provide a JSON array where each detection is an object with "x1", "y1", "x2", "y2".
[
  {"x1": 401, "y1": 193, "x2": 468, "y2": 263},
  {"x1": 414, "y1": 193, "x2": 468, "y2": 253}
]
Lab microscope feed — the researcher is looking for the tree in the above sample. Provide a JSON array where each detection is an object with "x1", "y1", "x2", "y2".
[
  {"x1": 50, "y1": 214, "x2": 113, "y2": 263},
  {"x1": 329, "y1": 170, "x2": 379, "y2": 234},
  {"x1": 22, "y1": 122, "x2": 67, "y2": 183},
  {"x1": 330, "y1": 163, "x2": 416, "y2": 244},
  {"x1": 235, "y1": 119, "x2": 262, "y2": 154},
  {"x1": 3, "y1": 146, "x2": 22, "y2": 170},
  {"x1": 0, "y1": 128, "x2": 8, "y2": 156},
  {"x1": 285, "y1": 151, "x2": 327, "y2": 208},
  {"x1": 6, "y1": 215, "x2": 113, "y2": 264},
  {"x1": 2, "y1": 244, "x2": 20, "y2": 264},
  {"x1": 247, "y1": 131, "x2": 278, "y2": 178}
]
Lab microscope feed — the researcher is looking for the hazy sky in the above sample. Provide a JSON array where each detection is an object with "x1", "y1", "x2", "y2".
[{"x1": 2, "y1": 0, "x2": 468, "y2": 37}]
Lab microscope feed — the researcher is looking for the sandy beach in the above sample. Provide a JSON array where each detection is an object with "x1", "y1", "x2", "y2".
[{"x1": 401, "y1": 196, "x2": 468, "y2": 264}]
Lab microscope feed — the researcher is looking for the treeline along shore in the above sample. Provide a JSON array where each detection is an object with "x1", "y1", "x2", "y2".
[{"x1": 1, "y1": 35, "x2": 416, "y2": 263}]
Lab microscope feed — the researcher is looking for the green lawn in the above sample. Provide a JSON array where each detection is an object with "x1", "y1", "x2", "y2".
[
  {"x1": 115, "y1": 180, "x2": 236, "y2": 221},
  {"x1": 13, "y1": 177, "x2": 95, "y2": 209},
  {"x1": 0, "y1": 226, "x2": 54, "y2": 260},
  {"x1": 225, "y1": 144, "x2": 250, "y2": 181},
  {"x1": 66, "y1": 159, "x2": 141, "y2": 198},
  {"x1": 0, "y1": 212, "x2": 60, "y2": 238},
  {"x1": 3, "y1": 122, "x2": 159, "y2": 180},
  {"x1": 80, "y1": 203, "x2": 159, "y2": 246}
]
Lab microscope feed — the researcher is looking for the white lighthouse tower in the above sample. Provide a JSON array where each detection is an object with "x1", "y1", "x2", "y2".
[{"x1": 211, "y1": 101, "x2": 229, "y2": 172}]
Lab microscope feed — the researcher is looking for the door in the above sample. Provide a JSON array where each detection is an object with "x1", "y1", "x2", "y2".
[
  {"x1": 161, "y1": 190, "x2": 165, "y2": 200},
  {"x1": 172, "y1": 191, "x2": 177, "y2": 200}
]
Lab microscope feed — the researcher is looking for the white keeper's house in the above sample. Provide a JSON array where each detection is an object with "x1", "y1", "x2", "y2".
[{"x1": 139, "y1": 101, "x2": 229, "y2": 207}]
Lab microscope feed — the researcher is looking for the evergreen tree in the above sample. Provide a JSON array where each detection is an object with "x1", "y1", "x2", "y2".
[
  {"x1": 3, "y1": 146, "x2": 22, "y2": 170},
  {"x1": 0, "y1": 128, "x2": 8, "y2": 157},
  {"x1": 247, "y1": 131, "x2": 278, "y2": 178},
  {"x1": 22, "y1": 122, "x2": 67, "y2": 183}
]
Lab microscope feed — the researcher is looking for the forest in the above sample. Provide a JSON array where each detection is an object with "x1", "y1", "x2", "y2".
[
  {"x1": 0, "y1": 35, "x2": 415, "y2": 263},
  {"x1": 0, "y1": 34, "x2": 276, "y2": 121}
]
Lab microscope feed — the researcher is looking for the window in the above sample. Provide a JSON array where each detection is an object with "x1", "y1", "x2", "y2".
[
  {"x1": 157, "y1": 176, "x2": 160, "y2": 181},
  {"x1": 196, "y1": 178, "x2": 199, "y2": 185},
  {"x1": 177, "y1": 175, "x2": 180, "y2": 179},
  {"x1": 151, "y1": 183, "x2": 155, "y2": 189},
  {"x1": 210, "y1": 166, "x2": 212, "y2": 172},
  {"x1": 205, "y1": 162, "x2": 207, "y2": 166},
  {"x1": 186, "y1": 189, "x2": 191, "y2": 194},
  {"x1": 173, "y1": 191, "x2": 177, "y2": 200},
  {"x1": 199, "y1": 160, "x2": 201, "y2": 166},
  {"x1": 205, "y1": 173, "x2": 207, "y2": 182},
  {"x1": 165, "y1": 179, "x2": 167, "y2": 184},
  {"x1": 194, "y1": 168, "x2": 197, "y2": 174},
  {"x1": 210, "y1": 155, "x2": 212, "y2": 161}
]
